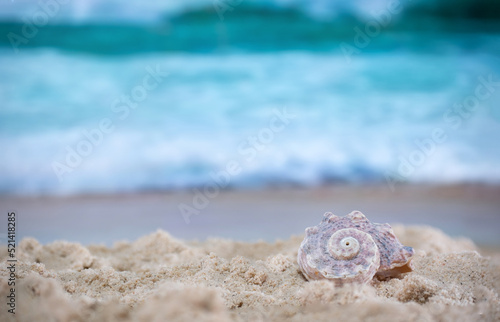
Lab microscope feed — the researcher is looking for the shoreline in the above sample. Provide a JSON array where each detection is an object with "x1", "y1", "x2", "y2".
[{"x1": 1, "y1": 183, "x2": 499, "y2": 247}]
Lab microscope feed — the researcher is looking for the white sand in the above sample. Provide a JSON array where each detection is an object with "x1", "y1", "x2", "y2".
[{"x1": 1, "y1": 225, "x2": 499, "y2": 321}]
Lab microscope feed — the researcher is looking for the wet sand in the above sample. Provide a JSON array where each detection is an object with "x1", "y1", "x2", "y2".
[{"x1": 1, "y1": 184, "x2": 499, "y2": 246}]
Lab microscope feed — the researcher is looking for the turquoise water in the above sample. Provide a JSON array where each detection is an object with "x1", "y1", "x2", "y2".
[{"x1": 1, "y1": 0, "x2": 500, "y2": 195}]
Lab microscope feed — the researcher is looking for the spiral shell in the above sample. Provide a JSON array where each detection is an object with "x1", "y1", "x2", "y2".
[{"x1": 297, "y1": 211, "x2": 414, "y2": 286}]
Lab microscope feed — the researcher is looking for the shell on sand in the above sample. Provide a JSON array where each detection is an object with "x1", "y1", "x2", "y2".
[{"x1": 297, "y1": 211, "x2": 414, "y2": 286}]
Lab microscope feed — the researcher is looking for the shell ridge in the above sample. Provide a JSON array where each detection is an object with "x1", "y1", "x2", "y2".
[{"x1": 297, "y1": 211, "x2": 414, "y2": 285}]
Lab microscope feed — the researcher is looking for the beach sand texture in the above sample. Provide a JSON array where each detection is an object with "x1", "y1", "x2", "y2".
[{"x1": 1, "y1": 225, "x2": 499, "y2": 322}]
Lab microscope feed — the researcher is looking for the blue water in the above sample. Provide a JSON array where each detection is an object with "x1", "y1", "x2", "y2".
[{"x1": 1, "y1": 0, "x2": 500, "y2": 195}]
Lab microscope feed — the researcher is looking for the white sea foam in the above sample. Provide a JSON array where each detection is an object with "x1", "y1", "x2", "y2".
[{"x1": 1, "y1": 49, "x2": 499, "y2": 195}]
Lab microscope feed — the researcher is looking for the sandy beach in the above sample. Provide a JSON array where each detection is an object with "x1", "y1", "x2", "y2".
[
  {"x1": 2, "y1": 0, "x2": 499, "y2": 320},
  {"x1": 0, "y1": 224, "x2": 499, "y2": 321},
  {"x1": 1, "y1": 184, "x2": 500, "y2": 321}
]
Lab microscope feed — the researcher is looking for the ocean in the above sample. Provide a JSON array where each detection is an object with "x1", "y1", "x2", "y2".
[{"x1": 1, "y1": 0, "x2": 500, "y2": 195}]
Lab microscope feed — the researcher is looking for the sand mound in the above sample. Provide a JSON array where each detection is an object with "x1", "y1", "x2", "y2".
[{"x1": 1, "y1": 226, "x2": 499, "y2": 321}]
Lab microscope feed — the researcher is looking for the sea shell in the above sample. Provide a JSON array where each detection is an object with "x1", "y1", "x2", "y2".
[{"x1": 297, "y1": 211, "x2": 414, "y2": 286}]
